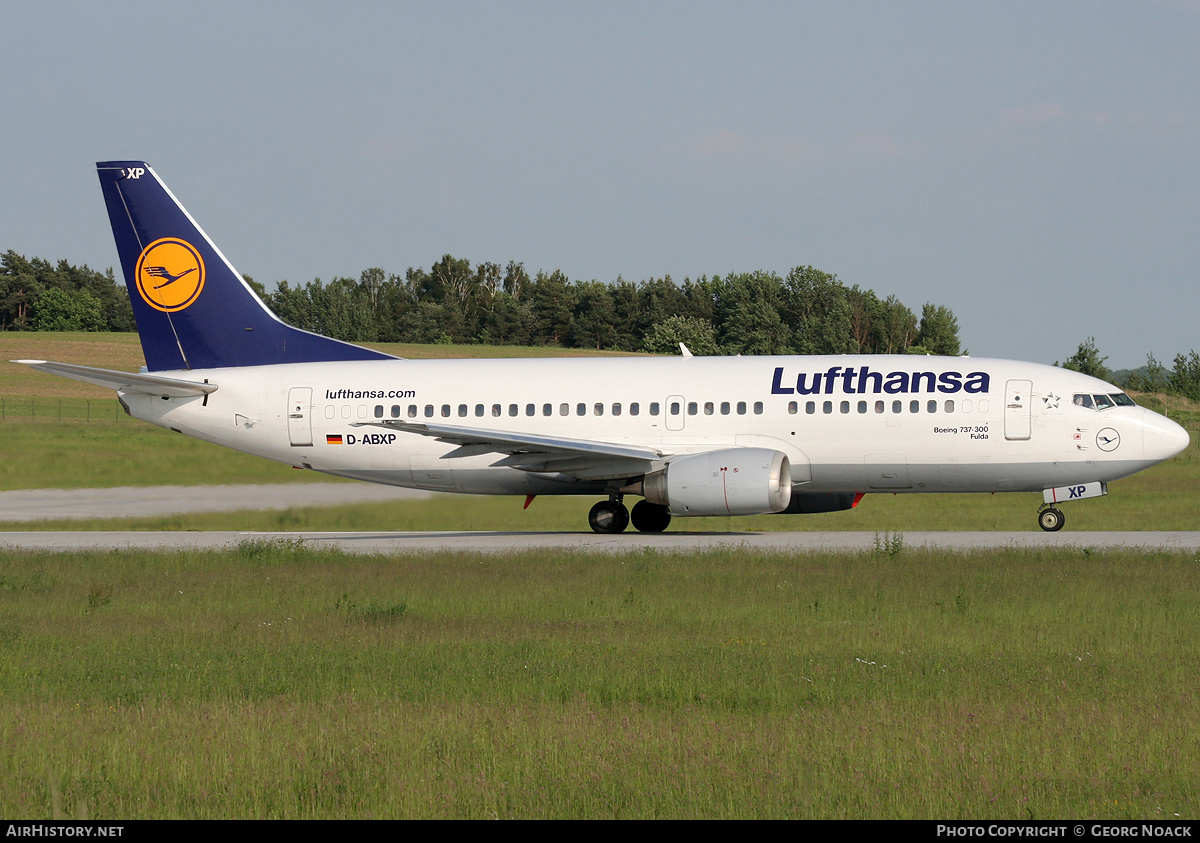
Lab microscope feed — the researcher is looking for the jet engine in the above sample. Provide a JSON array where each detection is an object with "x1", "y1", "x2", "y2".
[{"x1": 640, "y1": 448, "x2": 792, "y2": 516}]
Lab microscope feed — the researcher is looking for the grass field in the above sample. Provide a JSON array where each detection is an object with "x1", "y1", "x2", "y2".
[{"x1": 1, "y1": 542, "x2": 1197, "y2": 819}]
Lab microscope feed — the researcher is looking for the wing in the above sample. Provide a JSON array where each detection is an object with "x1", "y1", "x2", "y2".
[
  {"x1": 354, "y1": 419, "x2": 668, "y2": 480},
  {"x1": 13, "y1": 360, "x2": 217, "y2": 397}
]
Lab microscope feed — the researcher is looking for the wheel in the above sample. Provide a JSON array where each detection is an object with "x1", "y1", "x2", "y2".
[
  {"x1": 1038, "y1": 507, "x2": 1065, "y2": 532},
  {"x1": 631, "y1": 500, "x2": 672, "y2": 533},
  {"x1": 588, "y1": 500, "x2": 629, "y2": 534}
]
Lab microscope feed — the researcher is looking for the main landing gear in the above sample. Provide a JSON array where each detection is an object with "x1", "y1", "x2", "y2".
[
  {"x1": 1037, "y1": 505, "x2": 1065, "y2": 532},
  {"x1": 587, "y1": 496, "x2": 672, "y2": 534}
]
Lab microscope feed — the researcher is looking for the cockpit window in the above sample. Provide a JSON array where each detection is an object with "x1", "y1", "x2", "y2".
[{"x1": 1074, "y1": 392, "x2": 1136, "y2": 411}]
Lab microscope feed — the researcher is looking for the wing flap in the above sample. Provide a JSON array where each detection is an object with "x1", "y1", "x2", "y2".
[{"x1": 353, "y1": 419, "x2": 666, "y2": 478}]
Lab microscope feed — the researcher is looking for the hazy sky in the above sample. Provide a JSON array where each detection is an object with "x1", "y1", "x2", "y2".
[{"x1": 3, "y1": 1, "x2": 1197, "y2": 368}]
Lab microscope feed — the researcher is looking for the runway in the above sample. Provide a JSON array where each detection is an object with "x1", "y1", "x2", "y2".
[
  {"x1": 3, "y1": 530, "x2": 1199, "y2": 554},
  {"x1": 0, "y1": 483, "x2": 432, "y2": 522}
]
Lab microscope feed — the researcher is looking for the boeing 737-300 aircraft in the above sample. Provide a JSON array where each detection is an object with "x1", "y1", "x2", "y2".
[{"x1": 14, "y1": 162, "x2": 1191, "y2": 532}]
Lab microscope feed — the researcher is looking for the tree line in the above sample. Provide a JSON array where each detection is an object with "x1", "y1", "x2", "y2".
[
  {"x1": 1059, "y1": 337, "x2": 1200, "y2": 403},
  {"x1": 9, "y1": 247, "x2": 1198, "y2": 403},
  {"x1": 260, "y1": 255, "x2": 964, "y2": 356},
  {"x1": 1, "y1": 250, "x2": 134, "y2": 332},
  {"x1": 2, "y1": 249, "x2": 962, "y2": 357}
]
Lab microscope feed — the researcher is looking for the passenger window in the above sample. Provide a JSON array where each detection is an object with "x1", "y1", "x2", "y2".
[
  {"x1": 806, "y1": 401, "x2": 815, "y2": 414},
  {"x1": 892, "y1": 400, "x2": 902, "y2": 414},
  {"x1": 325, "y1": 406, "x2": 335, "y2": 420},
  {"x1": 944, "y1": 400, "x2": 954, "y2": 413},
  {"x1": 721, "y1": 401, "x2": 731, "y2": 415},
  {"x1": 543, "y1": 403, "x2": 553, "y2": 416},
  {"x1": 475, "y1": 404, "x2": 484, "y2": 417},
  {"x1": 823, "y1": 401, "x2": 833, "y2": 414},
  {"x1": 492, "y1": 404, "x2": 501, "y2": 417},
  {"x1": 441, "y1": 404, "x2": 451, "y2": 418},
  {"x1": 927, "y1": 400, "x2": 937, "y2": 414},
  {"x1": 577, "y1": 403, "x2": 586, "y2": 416},
  {"x1": 458, "y1": 404, "x2": 468, "y2": 417},
  {"x1": 962, "y1": 399, "x2": 972, "y2": 414},
  {"x1": 407, "y1": 405, "x2": 417, "y2": 418},
  {"x1": 374, "y1": 405, "x2": 383, "y2": 418},
  {"x1": 594, "y1": 403, "x2": 604, "y2": 416},
  {"x1": 754, "y1": 402, "x2": 763, "y2": 415},
  {"x1": 840, "y1": 401, "x2": 850, "y2": 414},
  {"x1": 737, "y1": 402, "x2": 747, "y2": 415},
  {"x1": 704, "y1": 401, "x2": 714, "y2": 415},
  {"x1": 342, "y1": 405, "x2": 352, "y2": 419},
  {"x1": 687, "y1": 402, "x2": 697, "y2": 415},
  {"x1": 526, "y1": 403, "x2": 535, "y2": 416},
  {"x1": 509, "y1": 404, "x2": 518, "y2": 417},
  {"x1": 391, "y1": 405, "x2": 401, "y2": 418},
  {"x1": 874, "y1": 400, "x2": 884, "y2": 414},
  {"x1": 424, "y1": 405, "x2": 434, "y2": 418},
  {"x1": 670, "y1": 402, "x2": 681, "y2": 416},
  {"x1": 788, "y1": 401, "x2": 798, "y2": 414},
  {"x1": 560, "y1": 403, "x2": 570, "y2": 416},
  {"x1": 613, "y1": 403, "x2": 622, "y2": 416},
  {"x1": 910, "y1": 400, "x2": 920, "y2": 413},
  {"x1": 649, "y1": 402, "x2": 660, "y2": 416},
  {"x1": 857, "y1": 400, "x2": 867, "y2": 414},
  {"x1": 630, "y1": 403, "x2": 640, "y2": 416}
]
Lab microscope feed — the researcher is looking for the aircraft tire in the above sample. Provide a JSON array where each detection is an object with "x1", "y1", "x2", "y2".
[
  {"x1": 631, "y1": 500, "x2": 672, "y2": 533},
  {"x1": 589, "y1": 501, "x2": 630, "y2": 534},
  {"x1": 1037, "y1": 507, "x2": 1065, "y2": 532}
]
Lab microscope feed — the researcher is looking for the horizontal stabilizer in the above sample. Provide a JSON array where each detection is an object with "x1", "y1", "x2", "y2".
[{"x1": 13, "y1": 360, "x2": 218, "y2": 397}]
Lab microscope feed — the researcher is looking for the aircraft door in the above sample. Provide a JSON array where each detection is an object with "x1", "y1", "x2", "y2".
[
  {"x1": 287, "y1": 387, "x2": 313, "y2": 447},
  {"x1": 665, "y1": 395, "x2": 685, "y2": 431},
  {"x1": 1004, "y1": 379, "x2": 1032, "y2": 441}
]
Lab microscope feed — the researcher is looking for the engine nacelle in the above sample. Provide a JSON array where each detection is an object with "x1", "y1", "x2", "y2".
[{"x1": 642, "y1": 448, "x2": 792, "y2": 516}]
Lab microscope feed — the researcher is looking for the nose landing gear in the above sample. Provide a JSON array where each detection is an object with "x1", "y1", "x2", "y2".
[
  {"x1": 1037, "y1": 481, "x2": 1106, "y2": 532},
  {"x1": 1037, "y1": 505, "x2": 1065, "y2": 532}
]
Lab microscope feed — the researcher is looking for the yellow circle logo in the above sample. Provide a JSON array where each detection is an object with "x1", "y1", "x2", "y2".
[{"x1": 134, "y1": 238, "x2": 205, "y2": 312}]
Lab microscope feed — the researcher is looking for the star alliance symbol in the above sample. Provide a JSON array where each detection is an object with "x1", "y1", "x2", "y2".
[{"x1": 1042, "y1": 392, "x2": 1061, "y2": 409}]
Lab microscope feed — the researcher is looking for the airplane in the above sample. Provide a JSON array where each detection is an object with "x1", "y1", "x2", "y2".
[{"x1": 13, "y1": 161, "x2": 1191, "y2": 533}]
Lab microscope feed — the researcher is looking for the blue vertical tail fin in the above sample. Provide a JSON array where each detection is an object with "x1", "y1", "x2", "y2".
[{"x1": 96, "y1": 161, "x2": 394, "y2": 371}]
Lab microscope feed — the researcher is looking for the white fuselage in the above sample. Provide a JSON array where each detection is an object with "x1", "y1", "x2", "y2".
[{"x1": 118, "y1": 354, "x2": 1188, "y2": 500}]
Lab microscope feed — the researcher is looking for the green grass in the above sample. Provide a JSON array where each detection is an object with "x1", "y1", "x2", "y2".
[
  {"x1": 0, "y1": 423, "x2": 353, "y2": 491},
  {"x1": 1, "y1": 543, "x2": 1197, "y2": 818}
]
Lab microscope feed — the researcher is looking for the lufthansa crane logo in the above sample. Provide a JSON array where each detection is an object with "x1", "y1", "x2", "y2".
[
  {"x1": 134, "y1": 238, "x2": 205, "y2": 312},
  {"x1": 1096, "y1": 427, "x2": 1121, "y2": 452}
]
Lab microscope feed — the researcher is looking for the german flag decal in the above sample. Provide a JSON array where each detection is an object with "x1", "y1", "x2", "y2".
[{"x1": 326, "y1": 434, "x2": 343, "y2": 445}]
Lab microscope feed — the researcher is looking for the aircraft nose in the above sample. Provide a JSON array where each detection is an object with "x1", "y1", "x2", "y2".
[{"x1": 1141, "y1": 408, "x2": 1190, "y2": 464}]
